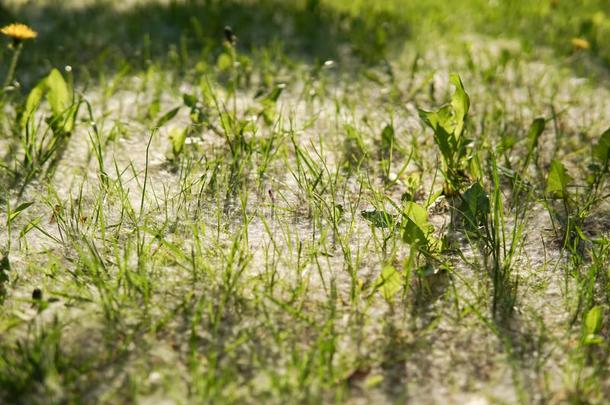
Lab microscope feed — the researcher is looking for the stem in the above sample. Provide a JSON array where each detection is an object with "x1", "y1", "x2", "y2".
[{"x1": 2, "y1": 42, "x2": 23, "y2": 92}]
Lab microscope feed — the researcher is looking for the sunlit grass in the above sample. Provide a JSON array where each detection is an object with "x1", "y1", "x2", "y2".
[{"x1": 0, "y1": 0, "x2": 609, "y2": 403}]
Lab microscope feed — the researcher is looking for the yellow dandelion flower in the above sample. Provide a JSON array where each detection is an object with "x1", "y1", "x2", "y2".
[
  {"x1": 571, "y1": 37, "x2": 590, "y2": 50},
  {"x1": 1, "y1": 23, "x2": 37, "y2": 42}
]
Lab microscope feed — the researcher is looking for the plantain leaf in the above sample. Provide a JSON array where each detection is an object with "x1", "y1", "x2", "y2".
[
  {"x1": 419, "y1": 106, "x2": 454, "y2": 161},
  {"x1": 402, "y1": 202, "x2": 432, "y2": 247},
  {"x1": 583, "y1": 306, "x2": 604, "y2": 345},
  {"x1": 585, "y1": 306, "x2": 603, "y2": 335},
  {"x1": 182, "y1": 93, "x2": 198, "y2": 108},
  {"x1": 169, "y1": 127, "x2": 188, "y2": 157},
  {"x1": 546, "y1": 159, "x2": 572, "y2": 197},
  {"x1": 46, "y1": 69, "x2": 71, "y2": 117},
  {"x1": 374, "y1": 265, "x2": 402, "y2": 300},
  {"x1": 402, "y1": 218, "x2": 428, "y2": 247},
  {"x1": 461, "y1": 182, "x2": 490, "y2": 228},
  {"x1": 449, "y1": 73, "x2": 470, "y2": 136},
  {"x1": 403, "y1": 202, "x2": 430, "y2": 232},
  {"x1": 21, "y1": 79, "x2": 47, "y2": 129}
]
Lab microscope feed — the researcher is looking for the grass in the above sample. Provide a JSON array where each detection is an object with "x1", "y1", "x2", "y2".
[{"x1": 0, "y1": 0, "x2": 609, "y2": 403}]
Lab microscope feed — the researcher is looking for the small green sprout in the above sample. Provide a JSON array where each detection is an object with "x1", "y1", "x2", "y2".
[{"x1": 419, "y1": 73, "x2": 472, "y2": 196}]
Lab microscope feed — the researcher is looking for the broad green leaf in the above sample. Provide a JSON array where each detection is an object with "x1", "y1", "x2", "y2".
[
  {"x1": 375, "y1": 265, "x2": 402, "y2": 300},
  {"x1": 402, "y1": 218, "x2": 428, "y2": 247},
  {"x1": 585, "y1": 305, "x2": 603, "y2": 335},
  {"x1": 419, "y1": 74, "x2": 472, "y2": 190},
  {"x1": 8, "y1": 201, "x2": 34, "y2": 223},
  {"x1": 46, "y1": 69, "x2": 78, "y2": 133},
  {"x1": 583, "y1": 334, "x2": 604, "y2": 345},
  {"x1": 21, "y1": 79, "x2": 46, "y2": 129},
  {"x1": 21, "y1": 69, "x2": 75, "y2": 133},
  {"x1": 182, "y1": 93, "x2": 198, "y2": 108},
  {"x1": 593, "y1": 127, "x2": 610, "y2": 166},
  {"x1": 583, "y1": 305, "x2": 604, "y2": 345},
  {"x1": 546, "y1": 160, "x2": 572, "y2": 197},
  {"x1": 402, "y1": 202, "x2": 432, "y2": 247},
  {"x1": 155, "y1": 106, "x2": 181, "y2": 129},
  {"x1": 61, "y1": 103, "x2": 79, "y2": 134},
  {"x1": 361, "y1": 209, "x2": 396, "y2": 229},
  {"x1": 419, "y1": 107, "x2": 454, "y2": 161},
  {"x1": 46, "y1": 69, "x2": 70, "y2": 117},
  {"x1": 449, "y1": 73, "x2": 470, "y2": 136},
  {"x1": 419, "y1": 105, "x2": 455, "y2": 137},
  {"x1": 403, "y1": 202, "x2": 430, "y2": 232},
  {"x1": 461, "y1": 182, "x2": 490, "y2": 228},
  {"x1": 169, "y1": 127, "x2": 188, "y2": 157}
]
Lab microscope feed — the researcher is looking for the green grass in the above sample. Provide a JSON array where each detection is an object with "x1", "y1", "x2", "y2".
[{"x1": 1, "y1": 0, "x2": 609, "y2": 403}]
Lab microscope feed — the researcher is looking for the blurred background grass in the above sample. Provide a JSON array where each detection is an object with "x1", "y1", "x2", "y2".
[{"x1": 0, "y1": 0, "x2": 609, "y2": 87}]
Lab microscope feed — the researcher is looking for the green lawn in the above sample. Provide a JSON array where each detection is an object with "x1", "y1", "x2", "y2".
[{"x1": 1, "y1": 0, "x2": 609, "y2": 403}]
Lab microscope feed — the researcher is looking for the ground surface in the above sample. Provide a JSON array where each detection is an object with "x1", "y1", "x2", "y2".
[{"x1": 1, "y1": 1, "x2": 610, "y2": 404}]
